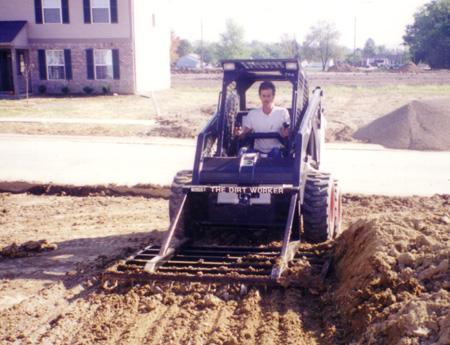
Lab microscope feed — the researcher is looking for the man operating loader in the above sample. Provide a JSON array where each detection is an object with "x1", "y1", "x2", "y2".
[{"x1": 236, "y1": 80, "x2": 290, "y2": 157}]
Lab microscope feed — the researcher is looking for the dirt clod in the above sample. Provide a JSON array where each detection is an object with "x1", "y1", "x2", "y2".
[{"x1": 1, "y1": 240, "x2": 57, "y2": 258}]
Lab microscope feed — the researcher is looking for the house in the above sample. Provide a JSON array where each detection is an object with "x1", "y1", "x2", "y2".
[
  {"x1": 0, "y1": 0, "x2": 170, "y2": 96},
  {"x1": 176, "y1": 54, "x2": 201, "y2": 69},
  {"x1": 361, "y1": 54, "x2": 390, "y2": 68}
]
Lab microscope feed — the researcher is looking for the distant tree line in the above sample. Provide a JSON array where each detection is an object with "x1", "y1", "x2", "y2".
[
  {"x1": 171, "y1": 19, "x2": 348, "y2": 70},
  {"x1": 403, "y1": 0, "x2": 450, "y2": 69},
  {"x1": 171, "y1": 2, "x2": 450, "y2": 71}
]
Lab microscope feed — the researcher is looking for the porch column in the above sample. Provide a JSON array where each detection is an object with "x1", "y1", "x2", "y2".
[{"x1": 11, "y1": 48, "x2": 19, "y2": 96}]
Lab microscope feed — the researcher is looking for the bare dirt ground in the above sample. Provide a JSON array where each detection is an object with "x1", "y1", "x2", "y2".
[{"x1": 1, "y1": 71, "x2": 450, "y2": 344}]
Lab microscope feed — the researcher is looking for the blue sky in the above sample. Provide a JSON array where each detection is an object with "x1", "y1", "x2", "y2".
[{"x1": 169, "y1": 0, "x2": 430, "y2": 50}]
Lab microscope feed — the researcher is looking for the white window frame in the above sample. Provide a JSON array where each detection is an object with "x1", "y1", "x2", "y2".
[
  {"x1": 94, "y1": 50, "x2": 113, "y2": 80},
  {"x1": 42, "y1": 0, "x2": 62, "y2": 24},
  {"x1": 91, "y1": 0, "x2": 111, "y2": 24},
  {"x1": 46, "y1": 50, "x2": 65, "y2": 80}
]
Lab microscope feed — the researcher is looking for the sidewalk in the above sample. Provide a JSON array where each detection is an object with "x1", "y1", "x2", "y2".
[
  {"x1": 0, "y1": 133, "x2": 449, "y2": 195},
  {"x1": 0, "y1": 117, "x2": 155, "y2": 126}
]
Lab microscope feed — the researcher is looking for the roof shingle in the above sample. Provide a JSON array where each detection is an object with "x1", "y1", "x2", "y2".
[{"x1": 0, "y1": 21, "x2": 27, "y2": 44}]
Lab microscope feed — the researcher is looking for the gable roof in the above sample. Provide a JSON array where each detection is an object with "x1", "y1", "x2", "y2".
[{"x1": 0, "y1": 21, "x2": 27, "y2": 43}]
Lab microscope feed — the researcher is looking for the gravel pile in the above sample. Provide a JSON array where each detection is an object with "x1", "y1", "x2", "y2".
[{"x1": 353, "y1": 98, "x2": 450, "y2": 151}]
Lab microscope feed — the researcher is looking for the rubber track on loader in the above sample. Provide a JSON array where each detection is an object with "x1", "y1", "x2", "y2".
[{"x1": 102, "y1": 243, "x2": 334, "y2": 288}]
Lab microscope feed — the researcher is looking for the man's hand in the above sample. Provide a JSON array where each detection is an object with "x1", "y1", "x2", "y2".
[
  {"x1": 239, "y1": 127, "x2": 251, "y2": 140},
  {"x1": 281, "y1": 125, "x2": 290, "y2": 138}
]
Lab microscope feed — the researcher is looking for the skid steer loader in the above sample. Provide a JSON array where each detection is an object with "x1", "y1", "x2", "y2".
[{"x1": 103, "y1": 59, "x2": 342, "y2": 289}]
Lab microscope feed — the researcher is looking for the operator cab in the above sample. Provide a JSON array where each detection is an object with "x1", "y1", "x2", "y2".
[{"x1": 217, "y1": 60, "x2": 309, "y2": 160}]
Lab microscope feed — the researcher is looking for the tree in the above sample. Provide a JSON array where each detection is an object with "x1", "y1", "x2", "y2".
[
  {"x1": 193, "y1": 41, "x2": 219, "y2": 64},
  {"x1": 303, "y1": 21, "x2": 341, "y2": 71},
  {"x1": 280, "y1": 34, "x2": 301, "y2": 59},
  {"x1": 363, "y1": 38, "x2": 377, "y2": 55},
  {"x1": 216, "y1": 18, "x2": 250, "y2": 60},
  {"x1": 170, "y1": 30, "x2": 180, "y2": 65},
  {"x1": 176, "y1": 39, "x2": 193, "y2": 58},
  {"x1": 345, "y1": 48, "x2": 362, "y2": 66},
  {"x1": 249, "y1": 41, "x2": 283, "y2": 59},
  {"x1": 249, "y1": 41, "x2": 273, "y2": 59},
  {"x1": 403, "y1": 0, "x2": 450, "y2": 69},
  {"x1": 376, "y1": 45, "x2": 390, "y2": 55},
  {"x1": 22, "y1": 61, "x2": 34, "y2": 106}
]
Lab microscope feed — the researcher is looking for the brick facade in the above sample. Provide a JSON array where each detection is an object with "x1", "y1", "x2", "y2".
[
  {"x1": 1, "y1": 0, "x2": 170, "y2": 96},
  {"x1": 29, "y1": 41, "x2": 135, "y2": 95}
]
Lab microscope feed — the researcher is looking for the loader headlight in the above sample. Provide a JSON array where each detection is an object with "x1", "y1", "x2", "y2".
[
  {"x1": 286, "y1": 62, "x2": 298, "y2": 70},
  {"x1": 223, "y1": 62, "x2": 236, "y2": 70}
]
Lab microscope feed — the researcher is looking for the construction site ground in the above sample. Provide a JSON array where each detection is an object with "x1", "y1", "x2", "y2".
[{"x1": 1, "y1": 70, "x2": 450, "y2": 344}]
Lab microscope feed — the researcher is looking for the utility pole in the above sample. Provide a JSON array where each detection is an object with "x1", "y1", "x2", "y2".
[
  {"x1": 353, "y1": 17, "x2": 356, "y2": 66},
  {"x1": 201, "y1": 17, "x2": 205, "y2": 70}
]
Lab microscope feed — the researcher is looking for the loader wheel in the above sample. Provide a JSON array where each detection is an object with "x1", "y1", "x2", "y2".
[
  {"x1": 169, "y1": 170, "x2": 192, "y2": 240},
  {"x1": 301, "y1": 172, "x2": 335, "y2": 243},
  {"x1": 333, "y1": 179, "x2": 342, "y2": 238}
]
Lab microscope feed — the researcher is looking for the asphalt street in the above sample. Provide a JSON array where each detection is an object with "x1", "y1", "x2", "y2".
[{"x1": 1, "y1": 133, "x2": 450, "y2": 196}]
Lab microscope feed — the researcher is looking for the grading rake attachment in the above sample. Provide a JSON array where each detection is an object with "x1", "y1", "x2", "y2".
[{"x1": 102, "y1": 241, "x2": 334, "y2": 289}]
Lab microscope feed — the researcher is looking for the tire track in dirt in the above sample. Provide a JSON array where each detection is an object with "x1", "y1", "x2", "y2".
[
  {"x1": 0, "y1": 276, "x2": 99, "y2": 344},
  {"x1": 256, "y1": 288, "x2": 319, "y2": 345},
  {"x1": 68, "y1": 288, "x2": 175, "y2": 344},
  {"x1": 37, "y1": 292, "x2": 102, "y2": 345}
]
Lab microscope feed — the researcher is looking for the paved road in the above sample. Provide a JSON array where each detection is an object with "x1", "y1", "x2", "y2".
[{"x1": 1, "y1": 134, "x2": 450, "y2": 196}]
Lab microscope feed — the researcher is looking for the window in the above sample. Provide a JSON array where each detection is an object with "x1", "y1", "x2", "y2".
[
  {"x1": 46, "y1": 50, "x2": 65, "y2": 80},
  {"x1": 43, "y1": 0, "x2": 61, "y2": 23},
  {"x1": 84, "y1": 0, "x2": 117, "y2": 24},
  {"x1": 94, "y1": 50, "x2": 113, "y2": 79},
  {"x1": 38, "y1": 49, "x2": 71, "y2": 80},
  {"x1": 92, "y1": 0, "x2": 110, "y2": 23},
  {"x1": 35, "y1": 0, "x2": 69, "y2": 24},
  {"x1": 86, "y1": 49, "x2": 119, "y2": 80}
]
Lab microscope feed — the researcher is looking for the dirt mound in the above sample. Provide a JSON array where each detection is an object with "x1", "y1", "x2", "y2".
[
  {"x1": 326, "y1": 125, "x2": 356, "y2": 142},
  {"x1": 395, "y1": 61, "x2": 424, "y2": 73},
  {"x1": 0, "y1": 181, "x2": 170, "y2": 199},
  {"x1": 328, "y1": 62, "x2": 359, "y2": 73},
  {"x1": 353, "y1": 98, "x2": 450, "y2": 150},
  {"x1": 1, "y1": 240, "x2": 57, "y2": 259},
  {"x1": 333, "y1": 193, "x2": 450, "y2": 344}
]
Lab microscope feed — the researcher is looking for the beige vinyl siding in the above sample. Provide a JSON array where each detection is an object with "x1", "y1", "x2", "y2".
[
  {"x1": 12, "y1": 27, "x2": 29, "y2": 48},
  {"x1": 31, "y1": 1, "x2": 131, "y2": 39},
  {"x1": 0, "y1": 0, "x2": 132, "y2": 39},
  {"x1": 0, "y1": 1, "x2": 35, "y2": 21}
]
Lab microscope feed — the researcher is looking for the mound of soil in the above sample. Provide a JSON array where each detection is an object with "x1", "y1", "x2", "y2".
[
  {"x1": 395, "y1": 62, "x2": 424, "y2": 73},
  {"x1": 1, "y1": 240, "x2": 57, "y2": 259},
  {"x1": 333, "y1": 194, "x2": 450, "y2": 344},
  {"x1": 328, "y1": 62, "x2": 359, "y2": 73},
  {"x1": 353, "y1": 98, "x2": 450, "y2": 150},
  {"x1": 0, "y1": 181, "x2": 170, "y2": 199}
]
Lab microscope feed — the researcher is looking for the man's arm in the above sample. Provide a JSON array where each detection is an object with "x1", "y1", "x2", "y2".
[
  {"x1": 281, "y1": 108, "x2": 290, "y2": 137},
  {"x1": 239, "y1": 126, "x2": 252, "y2": 140},
  {"x1": 281, "y1": 123, "x2": 290, "y2": 138}
]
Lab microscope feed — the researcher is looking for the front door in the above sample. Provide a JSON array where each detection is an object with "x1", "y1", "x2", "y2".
[{"x1": 0, "y1": 49, "x2": 14, "y2": 92}]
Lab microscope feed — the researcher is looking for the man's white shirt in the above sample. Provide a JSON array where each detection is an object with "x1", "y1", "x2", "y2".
[{"x1": 242, "y1": 106, "x2": 290, "y2": 153}]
